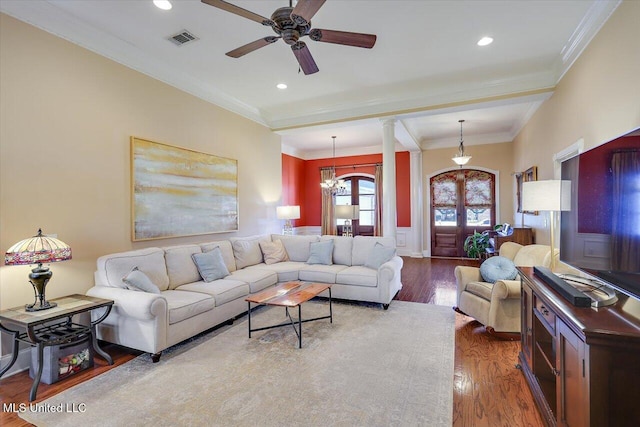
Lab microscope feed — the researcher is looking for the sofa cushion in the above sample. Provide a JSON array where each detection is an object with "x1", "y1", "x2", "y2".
[
  {"x1": 364, "y1": 242, "x2": 397, "y2": 269},
  {"x1": 320, "y1": 235, "x2": 353, "y2": 266},
  {"x1": 259, "y1": 240, "x2": 289, "y2": 265},
  {"x1": 336, "y1": 266, "x2": 378, "y2": 287},
  {"x1": 201, "y1": 240, "x2": 237, "y2": 272},
  {"x1": 122, "y1": 267, "x2": 161, "y2": 294},
  {"x1": 162, "y1": 290, "x2": 215, "y2": 325},
  {"x1": 98, "y1": 247, "x2": 170, "y2": 291},
  {"x1": 254, "y1": 261, "x2": 303, "y2": 282},
  {"x1": 176, "y1": 279, "x2": 250, "y2": 307},
  {"x1": 192, "y1": 248, "x2": 230, "y2": 282},
  {"x1": 480, "y1": 256, "x2": 518, "y2": 283},
  {"x1": 307, "y1": 240, "x2": 334, "y2": 265},
  {"x1": 351, "y1": 236, "x2": 396, "y2": 266},
  {"x1": 228, "y1": 267, "x2": 278, "y2": 293},
  {"x1": 299, "y1": 264, "x2": 348, "y2": 284},
  {"x1": 230, "y1": 235, "x2": 270, "y2": 269},
  {"x1": 465, "y1": 281, "x2": 493, "y2": 301},
  {"x1": 164, "y1": 245, "x2": 202, "y2": 289},
  {"x1": 271, "y1": 235, "x2": 319, "y2": 262}
]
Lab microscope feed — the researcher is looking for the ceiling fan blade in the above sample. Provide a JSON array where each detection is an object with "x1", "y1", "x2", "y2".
[
  {"x1": 291, "y1": 42, "x2": 319, "y2": 75},
  {"x1": 291, "y1": 0, "x2": 326, "y2": 26},
  {"x1": 309, "y1": 29, "x2": 376, "y2": 49},
  {"x1": 226, "y1": 37, "x2": 280, "y2": 58},
  {"x1": 201, "y1": 0, "x2": 274, "y2": 27}
]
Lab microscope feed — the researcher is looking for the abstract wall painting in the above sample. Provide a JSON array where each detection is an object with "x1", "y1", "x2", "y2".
[{"x1": 131, "y1": 137, "x2": 238, "y2": 241}]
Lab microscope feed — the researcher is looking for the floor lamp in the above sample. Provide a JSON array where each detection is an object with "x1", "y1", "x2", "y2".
[{"x1": 522, "y1": 180, "x2": 571, "y2": 271}]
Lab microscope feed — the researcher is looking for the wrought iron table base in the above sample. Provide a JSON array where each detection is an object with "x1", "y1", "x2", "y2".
[
  {"x1": 0, "y1": 305, "x2": 113, "y2": 401},
  {"x1": 247, "y1": 290, "x2": 333, "y2": 349}
]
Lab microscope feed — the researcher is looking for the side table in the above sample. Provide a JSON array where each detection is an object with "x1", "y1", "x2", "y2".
[{"x1": 0, "y1": 294, "x2": 114, "y2": 401}]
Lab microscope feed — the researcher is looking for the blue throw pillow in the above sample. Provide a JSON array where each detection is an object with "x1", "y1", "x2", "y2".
[
  {"x1": 364, "y1": 242, "x2": 396, "y2": 269},
  {"x1": 480, "y1": 256, "x2": 518, "y2": 283},
  {"x1": 192, "y1": 248, "x2": 230, "y2": 282},
  {"x1": 306, "y1": 239, "x2": 334, "y2": 265},
  {"x1": 122, "y1": 267, "x2": 161, "y2": 293}
]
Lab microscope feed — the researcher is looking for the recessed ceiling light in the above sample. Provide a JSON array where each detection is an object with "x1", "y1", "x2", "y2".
[
  {"x1": 477, "y1": 37, "x2": 493, "y2": 46},
  {"x1": 153, "y1": 1, "x2": 172, "y2": 11},
  {"x1": 276, "y1": 83, "x2": 288, "y2": 90}
]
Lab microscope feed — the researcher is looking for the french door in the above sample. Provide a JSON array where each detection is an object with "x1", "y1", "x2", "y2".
[
  {"x1": 430, "y1": 169, "x2": 496, "y2": 257},
  {"x1": 335, "y1": 176, "x2": 375, "y2": 236}
]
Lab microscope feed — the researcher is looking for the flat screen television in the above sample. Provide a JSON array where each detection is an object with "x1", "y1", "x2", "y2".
[{"x1": 559, "y1": 129, "x2": 640, "y2": 300}]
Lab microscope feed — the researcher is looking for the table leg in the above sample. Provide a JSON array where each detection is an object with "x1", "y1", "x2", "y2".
[
  {"x1": 29, "y1": 342, "x2": 44, "y2": 402},
  {"x1": 91, "y1": 326, "x2": 113, "y2": 365},
  {"x1": 247, "y1": 302, "x2": 252, "y2": 338},
  {"x1": 298, "y1": 305, "x2": 302, "y2": 349},
  {"x1": 0, "y1": 325, "x2": 20, "y2": 379},
  {"x1": 329, "y1": 288, "x2": 333, "y2": 324}
]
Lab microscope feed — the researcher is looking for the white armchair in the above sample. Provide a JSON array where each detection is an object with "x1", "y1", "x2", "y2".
[{"x1": 454, "y1": 242, "x2": 554, "y2": 339}]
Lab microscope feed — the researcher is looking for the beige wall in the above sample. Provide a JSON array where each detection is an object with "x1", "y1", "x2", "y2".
[
  {"x1": 513, "y1": 0, "x2": 640, "y2": 244},
  {"x1": 0, "y1": 14, "x2": 282, "y2": 313},
  {"x1": 422, "y1": 141, "x2": 515, "y2": 253}
]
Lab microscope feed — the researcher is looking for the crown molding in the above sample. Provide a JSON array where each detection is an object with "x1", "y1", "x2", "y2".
[
  {"x1": 0, "y1": 1, "x2": 267, "y2": 126},
  {"x1": 554, "y1": 0, "x2": 621, "y2": 83}
]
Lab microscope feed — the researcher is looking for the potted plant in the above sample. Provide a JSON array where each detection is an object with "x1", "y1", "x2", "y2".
[{"x1": 463, "y1": 230, "x2": 491, "y2": 259}]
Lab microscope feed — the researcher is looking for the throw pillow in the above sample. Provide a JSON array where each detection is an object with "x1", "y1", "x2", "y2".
[
  {"x1": 122, "y1": 267, "x2": 161, "y2": 294},
  {"x1": 306, "y1": 239, "x2": 334, "y2": 265},
  {"x1": 259, "y1": 240, "x2": 289, "y2": 265},
  {"x1": 480, "y1": 256, "x2": 518, "y2": 283},
  {"x1": 230, "y1": 236, "x2": 267, "y2": 269},
  {"x1": 364, "y1": 242, "x2": 396, "y2": 269},
  {"x1": 191, "y1": 248, "x2": 230, "y2": 282}
]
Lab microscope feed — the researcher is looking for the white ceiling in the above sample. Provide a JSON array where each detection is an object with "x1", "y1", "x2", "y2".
[{"x1": 1, "y1": 0, "x2": 620, "y2": 158}]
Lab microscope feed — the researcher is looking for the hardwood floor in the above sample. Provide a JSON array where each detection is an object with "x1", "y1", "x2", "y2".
[
  {"x1": 1, "y1": 257, "x2": 543, "y2": 426},
  {"x1": 399, "y1": 257, "x2": 543, "y2": 427}
]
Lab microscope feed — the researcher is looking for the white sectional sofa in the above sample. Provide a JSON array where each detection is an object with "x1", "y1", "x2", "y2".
[{"x1": 86, "y1": 234, "x2": 403, "y2": 361}]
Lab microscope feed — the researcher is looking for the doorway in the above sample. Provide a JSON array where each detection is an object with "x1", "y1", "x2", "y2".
[{"x1": 430, "y1": 169, "x2": 496, "y2": 257}]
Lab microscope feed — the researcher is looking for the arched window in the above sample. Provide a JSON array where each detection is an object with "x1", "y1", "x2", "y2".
[{"x1": 335, "y1": 176, "x2": 375, "y2": 236}]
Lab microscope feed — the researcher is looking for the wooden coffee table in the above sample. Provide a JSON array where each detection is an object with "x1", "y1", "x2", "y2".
[{"x1": 246, "y1": 282, "x2": 332, "y2": 348}]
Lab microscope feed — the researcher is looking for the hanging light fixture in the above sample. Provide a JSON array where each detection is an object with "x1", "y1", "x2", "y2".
[
  {"x1": 320, "y1": 136, "x2": 347, "y2": 195},
  {"x1": 452, "y1": 119, "x2": 471, "y2": 167}
]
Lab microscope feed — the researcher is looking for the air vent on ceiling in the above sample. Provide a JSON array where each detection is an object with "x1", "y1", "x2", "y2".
[{"x1": 168, "y1": 30, "x2": 199, "y2": 46}]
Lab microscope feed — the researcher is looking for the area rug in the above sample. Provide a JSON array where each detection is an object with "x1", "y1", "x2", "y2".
[{"x1": 20, "y1": 300, "x2": 454, "y2": 427}]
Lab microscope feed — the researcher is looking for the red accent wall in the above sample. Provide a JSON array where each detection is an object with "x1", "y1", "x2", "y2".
[
  {"x1": 281, "y1": 154, "x2": 306, "y2": 227},
  {"x1": 578, "y1": 135, "x2": 640, "y2": 233},
  {"x1": 283, "y1": 152, "x2": 411, "y2": 227}
]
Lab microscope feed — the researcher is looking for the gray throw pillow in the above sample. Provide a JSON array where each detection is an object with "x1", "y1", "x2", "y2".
[
  {"x1": 480, "y1": 256, "x2": 518, "y2": 283},
  {"x1": 192, "y1": 248, "x2": 230, "y2": 282},
  {"x1": 306, "y1": 239, "x2": 334, "y2": 265},
  {"x1": 364, "y1": 242, "x2": 396, "y2": 269},
  {"x1": 122, "y1": 267, "x2": 161, "y2": 294}
]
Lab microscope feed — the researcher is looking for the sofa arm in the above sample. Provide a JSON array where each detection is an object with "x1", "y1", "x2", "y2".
[
  {"x1": 454, "y1": 266, "x2": 482, "y2": 289},
  {"x1": 376, "y1": 256, "x2": 404, "y2": 304},
  {"x1": 86, "y1": 286, "x2": 168, "y2": 321},
  {"x1": 378, "y1": 256, "x2": 403, "y2": 282},
  {"x1": 491, "y1": 279, "x2": 521, "y2": 300}
]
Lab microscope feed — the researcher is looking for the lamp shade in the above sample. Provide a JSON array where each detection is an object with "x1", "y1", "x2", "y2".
[
  {"x1": 335, "y1": 205, "x2": 360, "y2": 220},
  {"x1": 522, "y1": 180, "x2": 571, "y2": 212},
  {"x1": 5, "y1": 229, "x2": 72, "y2": 265},
  {"x1": 276, "y1": 205, "x2": 300, "y2": 220}
]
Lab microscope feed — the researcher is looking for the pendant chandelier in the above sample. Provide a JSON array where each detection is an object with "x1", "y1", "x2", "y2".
[
  {"x1": 452, "y1": 119, "x2": 471, "y2": 167},
  {"x1": 320, "y1": 136, "x2": 347, "y2": 195}
]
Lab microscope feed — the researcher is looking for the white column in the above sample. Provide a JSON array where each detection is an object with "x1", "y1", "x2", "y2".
[
  {"x1": 381, "y1": 118, "x2": 397, "y2": 240},
  {"x1": 410, "y1": 150, "x2": 423, "y2": 257}
]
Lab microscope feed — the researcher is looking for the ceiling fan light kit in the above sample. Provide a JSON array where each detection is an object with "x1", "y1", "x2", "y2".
[{"x1": 201, "y1": 0, "x2": 377, "y2": 75}]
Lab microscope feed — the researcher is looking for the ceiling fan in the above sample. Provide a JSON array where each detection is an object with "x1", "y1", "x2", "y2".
[{"x1": 201, "y1": 0, "x2": 377, "y2": 75}]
